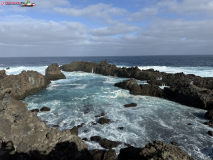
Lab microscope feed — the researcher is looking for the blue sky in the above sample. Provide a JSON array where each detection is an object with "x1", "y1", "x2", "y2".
[{"x1": 0, "y1": 0, "x2": 213, "y2": 57}]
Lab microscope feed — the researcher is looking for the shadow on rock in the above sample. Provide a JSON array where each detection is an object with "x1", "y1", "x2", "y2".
[{"x1": 0, "y1": 141, "x2": 94, "y2": 160}]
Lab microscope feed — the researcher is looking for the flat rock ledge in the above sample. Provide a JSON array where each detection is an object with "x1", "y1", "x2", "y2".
[{"x1": 45, "y1": 63, "x2": 66, "y2": 81}]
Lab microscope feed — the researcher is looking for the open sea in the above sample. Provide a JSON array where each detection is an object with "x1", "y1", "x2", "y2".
[{"x1": 1, "y1": 55, "x2": 213, "y2": 160}]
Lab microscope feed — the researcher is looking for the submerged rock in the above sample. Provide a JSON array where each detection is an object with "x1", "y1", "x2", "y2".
[
  {"x1": 124, "y1": 103, "x2": 137, "y2": 107},
  {"x1": 45, "y1": 63, "x2": 66, "y2": 81},
  {"x1": 98, "y1": 117, "x2": 110, "y2": 124}
]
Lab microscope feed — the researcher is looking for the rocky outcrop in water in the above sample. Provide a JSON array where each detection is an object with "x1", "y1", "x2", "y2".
[
  {"x1": 45, "y1": 63, "x2": 66, "y2": 81},
  {"x1": 115, "y1": 79, "x2": 213, "y2": 109},
  {"x1": 205, "y1": 109, "x2": 213, "y2": 120},
  {"x1": 0, "y1": 70, "x2": 50, "y2": 100},
  {"x1": 118, "y1": 140, "x2": 195, "y2": 160}
]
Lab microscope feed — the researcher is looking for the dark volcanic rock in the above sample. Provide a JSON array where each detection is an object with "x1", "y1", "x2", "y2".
[
  {"x1": 98, "y1": 117, "x2": 110, "y2": 124},
  {"x1": 101, "y1": 113, "x2": 105, "y2": 116},
  {"x1": 118, "y1": 146, "x2": 142, "y2": 160},
  {"x1": 171, "y1": 142, "x2": 179, "y2": 146},
  {"x1": 124, "y1": 103, "x2": 137, "y2": 107},
  {"x1": 188, "y1": 123, "x2": 193, "y2": 125},
  {"x1": 139, "y1": 140, "x2": 195, "y2": 160},
  {"x1": 164, "y1": 85, "x2": 213, "y2": 109},
  {"x1": 77, "y1": 123, "x2": 85, "y2": 128},
  {"x1": 70, "y1": 126, "x2": 78, "y2": 135},
  {"x1": 114, "y1": 78, "x2": 137, "y2": 90},
  {"x1": 99, "y1": 138, "x2": 121, "y2": 149},
  {"x1": 118, "y1": 127, "x2": 124, "y2": 130},
  {"x1": 90, "y1": 136, "x2": 101, "y2": 142},
  {"x1": 45, "y1": 63, "x2": 66, "y2": 80},
  {"x1": 89, "y1": 149, "x2": 116, "y2": 160},
  {"x1": 6, "y1": 67, "x2": 10, "y2": 70},
  {"x1": 82, "y1": 138, "x2": 88, "y2": 141},
  {"x1": 52, "y1": 125, "x2": 59, "y2": 127},
  {"x1": 207, "y1": 131, "x2": 213, "y2": 136},
  {"x1": 30, "y1": 109, "x2": 39, "y2": 112},
  {"x1": 40, "y1": 106, "x2": 50, "y2": 111},
  {"x1": 205, "y1": 109, "x2": 213, "y2": 120},
  {"x1": 89, "y1": 149, "x2": 106, "y2": 160},
  {"x1": 203, "y1": 121, "x2": 213, "y2": 127},
  {"x1": 0, "y1": 70, "x2": 50, "y2": 100}
]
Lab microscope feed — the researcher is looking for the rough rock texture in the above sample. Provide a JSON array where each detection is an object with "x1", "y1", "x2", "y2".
[
  {"x1": 89, "y1": 149, "x2": 116, "y2": 160},
  {"x1": 99, "y1": 138, "x2": 121, "y2": 149},
  {"x1": 0, "y1": 87, "x2": 89, "y2": 159},
  {"x1": 45, "y1": 63, "x2": 66, "y2": 81},
  {"x1": 90, "y1": 136, "x2": 101, "y2": 141},
  {"x1": 118, "y1": 140, "x2": 195, "y2": 160},
  {"x1": 0, "y1": 70, "x2": 50, "y2": 100},
  {"x1": 205, "y1": 109, "x2": 213, "y2": 120},
  {"x1": 139, "y1": 140, "x2": 195, "y2": 160},
  {"x1": 40, "y1": 106, "x2": 50, "y2": 111},
  {"x1": 164, "y1": 85, "x2": 213, "y2": 109},
  {"x1": 99, "y1": 117, "x2": 110, "y2": 124}
]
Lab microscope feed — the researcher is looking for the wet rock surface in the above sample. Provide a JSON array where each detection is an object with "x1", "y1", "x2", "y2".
[
  {"x1": 90, "y1": 136, "x2": 101, "y2": 142},
  {"x1": 45, "y1": 63, "x2": 66, "y2": 81},
  {"x1": 99, "y1": 138, "x2": 121, "y2": 149},
  {"x1": 205, "y1": 109, "x2": 213, "y2": 120},
  {"x1": 98, "y1": 117, "x2": 110, "y2": 124}
]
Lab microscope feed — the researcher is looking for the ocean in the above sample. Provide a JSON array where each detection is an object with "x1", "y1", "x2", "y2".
[{"x1": 1, "y1": 55, "x2": 213, "y2": 160}]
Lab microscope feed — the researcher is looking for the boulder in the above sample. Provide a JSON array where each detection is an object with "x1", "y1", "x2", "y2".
[
  {"x1": 99, "y1": 138, "x2": 121, "y2": 149},
  {"x1": 98, "y1": 117, "x2": 110, "y2": 124},
  {"x1": 90, "y1": 136, "x2": 101, "y2": 142},
  {"x1": 203, "y1": 121, "x2": 213, "y2": 127},
  {"x1": 205, "y1": 109, "x2": 213, "y2": 120},
  {"x1": 40, "y1": 106, "x2": 50, "y2": 111},
  {"x1": 45, "y1": 63, "x2": 66, "y2": 80},
  {"x1": 118, "y1": 146, "x2": 142, "y2": 160},
  {"x1": 114, "y1": 78, "x2": 137, "y2": 90}
]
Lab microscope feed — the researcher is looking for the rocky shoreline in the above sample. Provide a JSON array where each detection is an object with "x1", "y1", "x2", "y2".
[{"x1": 1, "y1": 61, "x2": 212, "y2": 159}]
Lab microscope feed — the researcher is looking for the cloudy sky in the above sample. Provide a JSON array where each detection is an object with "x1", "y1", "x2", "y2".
[{"x1": 0, "y1": 0, "x2": 213, "y2": 57}]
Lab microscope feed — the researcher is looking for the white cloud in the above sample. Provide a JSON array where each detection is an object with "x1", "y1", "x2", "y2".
[{"x1": 89, "y1": 23, "x2": 140, "y2": 36}]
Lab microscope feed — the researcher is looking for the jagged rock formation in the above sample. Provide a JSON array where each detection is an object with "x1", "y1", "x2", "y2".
[
  {"x1": 118, "y1": 140, "x2": 195, "y2": 160},
  {"x1": 0, "y1": 70, "x2": 50, "y2": 100},
  {"x1": 45, "y1": 63, "x2": 66, "y2": 81},
  {"x1": 0, "y1": 89, "x2": 89, "y2": 158}
]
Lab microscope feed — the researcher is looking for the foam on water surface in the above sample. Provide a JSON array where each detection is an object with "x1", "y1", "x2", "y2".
[{"x1": 19, "y1": 68, "x2": 213, "y2": 160}]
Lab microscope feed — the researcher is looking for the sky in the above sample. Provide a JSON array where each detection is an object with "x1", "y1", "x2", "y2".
[{"x1": 0, "y1": 0, "x2": 213, "y2": 57}]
